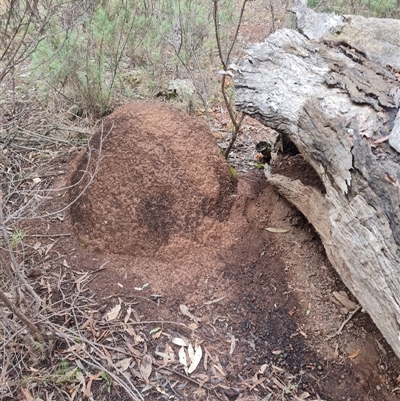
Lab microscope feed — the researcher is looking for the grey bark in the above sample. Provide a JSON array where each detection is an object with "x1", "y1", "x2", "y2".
[{"x1": 234, "y1": 0, "x2": 400, "y2": 357}]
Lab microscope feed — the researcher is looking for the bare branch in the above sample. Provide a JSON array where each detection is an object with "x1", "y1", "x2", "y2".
[{"x1": 212, "y1": 0, "x2": 249, "y2": 159}]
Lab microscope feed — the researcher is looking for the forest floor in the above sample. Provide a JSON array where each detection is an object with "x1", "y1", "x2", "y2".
[
  {"x1": 10, "y1": 108, "x2": 400, "y2": 401},
  {"x1": 3, "y1": 3, "x2": 400, "y2": 401}
]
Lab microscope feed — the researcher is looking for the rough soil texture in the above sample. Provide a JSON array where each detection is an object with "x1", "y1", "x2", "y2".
[
  {"x1": 68, "y1": 102, "x2": 236, "y2": 259},
  {"x1": 30, "y1": 102, "x2": 400, "y2": 400}
]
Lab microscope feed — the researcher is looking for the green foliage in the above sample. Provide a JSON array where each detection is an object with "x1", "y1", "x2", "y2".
[
  {"x1": 283, "y1": 383, "x2": 298, "y2": 395},
  {"x1": 100, "y1": 371, "x2": 112, "y2": 393},
  {"x1": 229, "y1": 165, "x2": 237, "y2": 178},
  {"x1": 357, "y1": 0, "x2": 400, "y2": 17},
  {"x1": 310, "y1": 0, "x2": 400, "y2": 18},
  {"x1": 55, "y1": 359, "x2": 70, "y2": 376},
  {"x1": 32, "y1": 0, "x2": 152, "y2": 117},
  {"x1": 9, "y1": 229, "x2": 25, "y2": 248},
  {"x1": 28, "y1": 0, "x2": 239, "y2": 117}
]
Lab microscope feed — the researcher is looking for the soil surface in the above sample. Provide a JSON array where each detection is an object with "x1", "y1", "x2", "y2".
[{"x1": 27, "y1": 102, "x2": 400, "y2": 401}]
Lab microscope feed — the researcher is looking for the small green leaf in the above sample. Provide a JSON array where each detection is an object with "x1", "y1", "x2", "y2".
[{"x1": 149, "y1": 327, "x2": 161, "y2": 335}]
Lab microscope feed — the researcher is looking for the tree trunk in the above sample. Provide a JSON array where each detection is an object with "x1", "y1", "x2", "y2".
[{"x1": 234, "y1": 0, "x2": 400, "y2": 358}]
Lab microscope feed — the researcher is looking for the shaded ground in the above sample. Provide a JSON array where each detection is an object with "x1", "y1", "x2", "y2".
[{"x1": 20, "y1": 103, "x2": 400, "y2": 401}]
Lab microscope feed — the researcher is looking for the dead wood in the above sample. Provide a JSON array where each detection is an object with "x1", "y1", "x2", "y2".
[{"x1": 234, "y1": 0, "x2": 400, "y2": 358}]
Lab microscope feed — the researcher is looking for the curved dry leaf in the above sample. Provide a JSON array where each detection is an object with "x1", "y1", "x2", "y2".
[
  {"x1": 84, "y1": 372, "x2": 102, "y2": 397},
  {"x1": 188, "y1": 343, "x2": 195, "y2": 362},
  {"x1": 116, "y1": 357, "x2": 132, "y2": 371},
  {"x1": 188, "y1": 322, "x2": 199, "y2": 330},
  {"x1": 106, "y1": 304, "x2": 121, "y2": 321},
  {"x1": 179, "y1": 346, "x2": 188, "y2": 369},
  {"x1": 149, "y1": 327, "x2": 161, "y2": 335},
  {"x1": 134, "y1": 334, "x2": 145, "y2": 344},
  {"x1": 266, "y1": 227, "x2": 289, "y2": 233},
  {"x1": 172, "y1": 337, "x2": 188, "y2": 347},
  {"x1": 348, "y1": 349, "x2": 360, "y2": 359},
  {"x1": 188, "y1": 344, "x2": 203, "y2": 374},
  {"x1": 140, "y1": 354, "x2": 153, "y2": 383},
  {"x1": 229, "y1": 335, "x2": 236, "y2": 355},
  {"x1": 258, "y1": 364, "x2": 268, "y2": 375},
  {"x1": 180, "y1": 304, "x2": 201, "y2": 324},
  {"x1": 20, "y1": 388, "x2": 34, "y2": 401},
  {"x1": 203, "y1": 296, "x2": 225, "y2": 305}
]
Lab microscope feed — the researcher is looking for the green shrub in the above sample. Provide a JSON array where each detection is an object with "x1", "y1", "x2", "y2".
[
  {"x1": 310, "y1": 0, "x2": 400, "y2": 18},
  {"x1": 29, "y1": 0, "x2": 238, "y2": 117},
  {"x1": 32, "y1": 0, "x2": 152, "y2": 117}
]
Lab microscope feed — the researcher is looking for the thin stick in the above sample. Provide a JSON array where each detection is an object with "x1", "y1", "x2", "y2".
[
  {"x1": 0, "y1": 287, "x2": 44, "y2": 342},
  {"x1": 212, "y1": 0, "x2": 248, "y2": 159},
  {"x1": 325, "y1": 305, "x2": 362, "y2": 340},
  {"x1": 157, "y1": 366, "x2": 206, "y2": 388},
  {"x1": 25, "y1": 233, "x2": 71, "y2": 238}
]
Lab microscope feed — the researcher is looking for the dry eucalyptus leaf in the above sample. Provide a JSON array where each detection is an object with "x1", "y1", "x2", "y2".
[
  {"x1": 134, "y1": 334, "x2": 145, "y2": 344},
  {"x1": 266, "y1": 227, "x2": 289, "y2": 233},
  {"x1": 213, "y1": 363, "x2": 226, "y2": 377},
  {"x1": 188, "y1": 322, "x2": 199, "y2": 330},
  {"x1": 180, "y1": 304, "x2": 201, "y2": 324},
  {"x1": 188, "y1": 344, "x2": 203, "y2": 374},
  {"x1": 188, "y1": 343, "x2": 195, "y2": 362},
  {"x1": 203, "y1": 296, "x2": 226, "y2": 305},
  {"x1": 20, "y1": 388, "x2": 34, "y2": 401},
  {"x1": 348, "y1": 349, "x2": 360, "y2": 359},
  {"x1": 152, "y1": 330, "x2": 162, "y2": 339},
  {"x1": 172, "y1": 337, "x2": 188, "y2": 347},
  {"x1": 116, "y1": 357, "x2": 132, "y2": 371},
  {"x1": 83, "y1": 372, "x2": 102, "y2": 397},
  {"x1": 179, "y1": 347, "x2": 188, "y2": 374},
  {"x1": 140, "y1": 354, "x2": 152, "y2": 383},
  {"x1": 155, "y1": 385, "x2": 170, "y2": 397},
  {"x1": 106, "y1": 304, "x2": 121, "y2": 321},
  {"x1": 156, "y1": 343, "x2": 175, "y2": 367},
  {"x1": 258, "y1": 364, "x2": 268, "y2": 375},
  {"x1": 229, "y1": 335, "x2": 236, "y2": 355}
]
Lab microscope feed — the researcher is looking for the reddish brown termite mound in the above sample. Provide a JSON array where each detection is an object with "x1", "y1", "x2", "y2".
[{"x1": 68, "y1": 102, "x2": 236, "y2": 259}]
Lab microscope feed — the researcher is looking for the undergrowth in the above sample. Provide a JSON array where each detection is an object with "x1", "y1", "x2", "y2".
[{"x1": 309, "y1": 0, "x2": 400, "y2": 17}]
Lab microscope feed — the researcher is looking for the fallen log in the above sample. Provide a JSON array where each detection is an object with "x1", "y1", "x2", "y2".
[{"x1": 234, "y1": 0, "x2": 400, "y2": 357}]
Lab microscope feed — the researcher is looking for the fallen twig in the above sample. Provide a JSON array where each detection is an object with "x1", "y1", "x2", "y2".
[{"x1": 325, "y1": 305, "x2": 362, "y2": 340}]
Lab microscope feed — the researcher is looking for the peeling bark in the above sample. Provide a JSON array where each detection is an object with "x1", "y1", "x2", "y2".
[{"x1": 234, "y1": 0, "x2": 400, "y2": 358}]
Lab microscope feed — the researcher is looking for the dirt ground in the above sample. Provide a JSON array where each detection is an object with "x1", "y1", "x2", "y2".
[{"x1": 22, "y1": 102, "x2": 400, "y2": 401}]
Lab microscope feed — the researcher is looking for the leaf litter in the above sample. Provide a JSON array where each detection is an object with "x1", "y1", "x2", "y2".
[
  {"x1": 5, "y1": 96, "x2": 400, "y2": 401},
  {"x1": 2, "y1": 262, "x2": 308, "y2": 400}
]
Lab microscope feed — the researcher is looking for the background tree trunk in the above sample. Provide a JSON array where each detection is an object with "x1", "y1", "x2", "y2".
[{"x1": 234, "y1": 0, "x2": 400, "y2": 358}]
